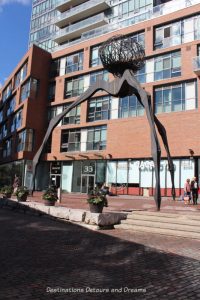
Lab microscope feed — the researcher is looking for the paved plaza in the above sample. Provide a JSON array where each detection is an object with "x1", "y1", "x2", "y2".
[{"x1": 0, "y1": 203, "x2": 200, "y2": 300}]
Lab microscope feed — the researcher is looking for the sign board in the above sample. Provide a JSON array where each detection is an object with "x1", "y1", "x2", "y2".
[
  {"x1": 82, "y1": 162, "x2": 95, "y2": 175},
  {"x1": 51, "y1": 162, "x2": 61, "y2": 174}
]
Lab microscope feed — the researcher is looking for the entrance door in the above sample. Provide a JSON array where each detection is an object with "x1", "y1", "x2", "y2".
[
  {"x1": 50, "y1": 175, "x2": 61, "y2": 188},
  {"x1": 81, "y1": 175, "x2": 95, "y2": 194}
]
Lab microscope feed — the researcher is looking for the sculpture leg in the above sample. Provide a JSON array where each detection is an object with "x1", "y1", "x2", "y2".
[
  {"x1": 154, "y1": 115, "x2": 176, "y2": 200},
  {"x1": 126, "y1": 73, "x2": 162, "y2": 210}
]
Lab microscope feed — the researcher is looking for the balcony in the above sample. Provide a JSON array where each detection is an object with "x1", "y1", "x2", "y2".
[
  {"x1": 54, "y1": 0, "x2": 110, "y2": 28},
  {"x1": 53, "y1": 13, "x2": 108, "y2": 44},
  {"x1": 193, "y1": 56, "x2": 200, "y2": 75},
  {"x1": 56, "y1": 0, "x2": 87, "y2": 13}
]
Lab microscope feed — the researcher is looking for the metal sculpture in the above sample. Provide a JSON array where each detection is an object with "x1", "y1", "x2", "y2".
[{"x1": 31, "y1": 35, "x2": 175, "y2": 210}]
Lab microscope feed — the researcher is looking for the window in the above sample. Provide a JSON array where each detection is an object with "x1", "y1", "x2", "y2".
[
  {"x1": 87, "y1": 126, "x2": 107, "y2": 151},
  {"x1": 154, "y1": 81, "x2": 197, "y2": 114},
  {"x1": 20, "y1": 78, "x2": 39, "y2": 102},
  {"x1": 64, "y1": 76, "x2": 84, "y2": 98},
  {"x1": 136, "y1": 65, "x2": 146, "y2": 83},
  {"x1": 88, "y1": 96, "x2": 111, "y2": 122},
  {"x1": 154, "y1": 51, "x2": 181, "y2": 81},
  {"x1": 14, "y1": 62, "x2": 28, "y2": 89},
  {"x1": 2, "y1": 138, "x2": 12, "y2": 158},
  {"x1": 16, "y1": 129, "x2": 34, "y2": 152},
  {"x1": 65, "y1": 51, "x2": 83, "y2": 73},
  {"x1": 90, "y1": 45, "x2": 102, "y2": 67},
  {"x1": 6, "y1": 95, "x2": 16, "y2": 116},
  {"x1": 154, "y1": 21, "x2": 182, "y2": 49},
  {"x1": 2, "y1": 122, "x2": 8, "y2": 138},
  {"x1": 60, "y1": 129, "x2": 81, "y2": 152},
  {"x1": 48, "y1": 81, "x2": 56, "y2": 102},
  {"x1": 50, "y1": 59, "x2": 60, "y2": 78},
  {"x1": 11, "y1": 110, "x2": 22, "y2": 132},
  {"x1": 0, "y1": 110, "x2": 3, "y2": 123},
  {"x1": 90, "y1": 70, "x2": 109, "y2": 85},
  {"x1": 2, "y1": 82, "x2": 12, "y2": 102},
  {"x1": 62, "y1": 105, "x2": 80, "y2": 125},
  {"x1": 119, "y1": 95, "x2": 144, "y2": 118}
]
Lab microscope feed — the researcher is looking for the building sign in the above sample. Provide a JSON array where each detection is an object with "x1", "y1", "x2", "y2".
[
  {"x1": 82, "y1": 162, "x2": 95, "y2": 175},
  {"x1": 51, "y1": 162, "x2": 61, "y2": 174}
]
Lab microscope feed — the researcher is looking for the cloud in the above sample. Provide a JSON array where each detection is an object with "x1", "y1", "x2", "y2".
[{"x1": 0, "y1": 0, "x2": 31, "y2": 7}]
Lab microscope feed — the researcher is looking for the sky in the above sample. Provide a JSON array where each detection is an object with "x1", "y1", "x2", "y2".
[{"x1": 0, "y1": 0, "x2": 32, "y2": 87}]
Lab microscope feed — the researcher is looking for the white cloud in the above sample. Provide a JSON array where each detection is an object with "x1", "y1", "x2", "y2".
[{"x1": 0, "y1": 0, "x2": 31, "y2": 7}]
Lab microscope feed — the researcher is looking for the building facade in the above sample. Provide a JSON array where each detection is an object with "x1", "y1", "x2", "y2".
[{"x1": 1, "y1": 0, "x2": 200, "y2": 197}]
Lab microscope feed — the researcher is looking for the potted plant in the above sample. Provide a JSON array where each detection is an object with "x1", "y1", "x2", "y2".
[
  {"x1": 42, "y1": 187, "x2": 58, "y2": 206},
  {"x1": 0, "y1": 185, "x2": 13, "y2": 198},
  {"x1": 15, "y1": 186, "x2": 29, "y2": 202},
  {"x1": 87, "y1": 188, "x2": 108, "y2": 213}
]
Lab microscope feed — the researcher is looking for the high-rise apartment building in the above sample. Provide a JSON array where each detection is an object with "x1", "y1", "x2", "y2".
[{"x1": 1, "y1": 0, "x2": 200, "y2": 198}]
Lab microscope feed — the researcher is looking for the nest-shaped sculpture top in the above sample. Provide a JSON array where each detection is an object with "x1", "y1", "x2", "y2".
[{"x1": 99, "y1": 35, "x2": 145, "y2": 77}]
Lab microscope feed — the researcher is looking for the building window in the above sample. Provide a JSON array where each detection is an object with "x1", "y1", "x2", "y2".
[
  {"x1": 48, "y1": 81, "x2": 56, "y2": 102},
  {"x1": 136, "y1": 65, "x2": 146, "y2": 83},
  {"x1": 0, "y1": 110, "x2": 3, "y2": 124},
  {"x1": 2, "y1": 122, "x2": 8, "y2": 138},
  {"x1": 88, "y1": 96, "x2": 111, "y2": 122},
  {"x1": 154, "y1": 81, "x2": 197, "y2": 114},
  {"x1": 6, "y1": 95, "x2": 16, "y2": 117},
  {"x1": 65, "y1": 51, "x2": 83, "y2": 73},
  {"x1": 90, "y1": 70, "x2": 109, "y2": 85},
  {"x1": 62, "y1": 104, "x2": 80, "y2": 125},
  {"x1": 119, "y1": 95, "x2": 144, "y2": 118},
  {"x1": 64, "y1": 76, "x2": 84, "y2": 99},
  {"x1": 50, "y1": 59, "x2": 60, "y2": 78},
  {"x1": 87, "y1": 126, "x2": 107, "y2": 151},
  {"x1": 11, "y1": 110, "x2": 22, "y2": 133},
  {"x1": 14, "y1": 62, "x2": 28, "y2": 89},
  {"x1": 154, "y1": 51, "x2": 181, "y2": 81},
  {"x1": 16, "y1": 129, "x2": 34, "y2": 152},
  {"x1": 60, "y1": 129, "x2": 81, "y2": 152},
  {"x1": 48, "y1": 104, "x2": 80, "y2": 124},
  {"x1": 154, "y1": 15, "x2": 200, "y2": 50},
  {"x1": 90, "y1": 45, "x2": 102, "y2": 67},
  {"x1": 2, "y1": 82, "x2": 12, "y2": 102},
  {"x1": 20, "y1": 78, "x2": 39, "y2": 102},
  {"x1": 2, "y1": 138, "x2": 12, "y2": 158}
]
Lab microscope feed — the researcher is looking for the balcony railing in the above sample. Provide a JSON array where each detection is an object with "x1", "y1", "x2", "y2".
[
  {"x1": 55, "y1": 0, "x2": 86, "y2": 13},
  {"x1": 54, "y1": 0, "x2": 110, "y2": 27},
  {"x1": 193, "y1": 56, "x2": 200, "y2": 75},
  {"x1": 53, "y1": 0, "x2": 200, "y2": 51},
  {"x1": 53, "y1": 13, "x2": 108, "y2": 44}
]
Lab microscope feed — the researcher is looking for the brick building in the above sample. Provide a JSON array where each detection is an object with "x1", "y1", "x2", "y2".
[{"x1": 1, "y1": 0, "x2": 200, "y2": 197}]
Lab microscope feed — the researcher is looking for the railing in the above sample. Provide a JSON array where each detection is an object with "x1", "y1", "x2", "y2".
[
  {"x1": 53, "y1": 0, "x2": 200, "y2": 52},
  {"x1": 54, "y1": 0, "x2": 108, "y2": 24},
  {"x1": 53, "y1": 13, "x2": 107, "y2": 39}
]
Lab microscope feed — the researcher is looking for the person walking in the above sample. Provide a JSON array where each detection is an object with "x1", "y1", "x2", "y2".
[
  {"x1": 184, "y1": 178, "x2": 191, "y2": 204},
  {"x1": 190, "y1": 177, "x2": 198, "y2": 205}
]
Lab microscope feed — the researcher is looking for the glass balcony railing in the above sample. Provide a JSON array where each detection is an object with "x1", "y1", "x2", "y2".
[
  {"x1": 53, "y1": 13, "x2": 108, "y2": 43},
  {"x1": 54, "y1": 0, "x2": 110, "y2": 27},
  {"x1": 53, "y1": 0, "x2": 200, "y2": 51},
  {"x1": 193, "y1": 56, "x2": 200, "y2": 74},
  {"x1": 55, "y1": 0, "x2": 86, "y2": 12}
]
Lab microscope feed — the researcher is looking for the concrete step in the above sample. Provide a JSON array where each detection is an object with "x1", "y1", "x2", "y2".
[
  {"x1": 127, "y1": 214, "x2": 200, "y2": 226},
  {"x1": 114, "y1": 223, "x2": 200, "y2": 240},
  {"x1": 120, "y1": 219, "x2": 200, "y2": 233},
  {"x1": 128, "y1": 210, "x2": 192, "y2": 218}
]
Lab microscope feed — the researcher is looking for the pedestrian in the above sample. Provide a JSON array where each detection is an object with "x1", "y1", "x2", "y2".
[
  {"x1": 184, "y1": 178, "x2": 191, "y2": 204},
  {"x1": 13, "y1": 174, "x2": 20, "y2": 193},
  {"x1": 190, "y1": 177, "x2": 198, "y2": 205}
]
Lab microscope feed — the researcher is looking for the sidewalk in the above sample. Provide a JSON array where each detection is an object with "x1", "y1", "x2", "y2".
[{"x1": 28, "y1": 193, "x2": 200, "y2": 215}]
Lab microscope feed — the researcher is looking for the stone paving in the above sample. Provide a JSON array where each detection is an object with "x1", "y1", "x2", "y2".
[{"x1": 0, "y1": 206, "x2": 200, "y2": 300}]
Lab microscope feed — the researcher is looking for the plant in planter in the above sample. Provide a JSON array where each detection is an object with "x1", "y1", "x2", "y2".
[
  {"x1": 87, "y1": 188, "x2": 108, "y2": 213},
  {"x1": 0, "y1": 186, "x2": 13, "y2": 198},
  {"x1": 42, "y1": 187, "x2": 58, "y2": 206},
  {"x1": 15, "y1": 186, "x2": 29, "y2": 202}
]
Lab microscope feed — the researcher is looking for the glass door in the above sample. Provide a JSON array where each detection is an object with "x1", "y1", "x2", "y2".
[{"x1": 81, "y1": 175, "x2": 95, "y2": 194}]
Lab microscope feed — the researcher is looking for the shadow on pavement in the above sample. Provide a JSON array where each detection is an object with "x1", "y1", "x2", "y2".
[{"x1": 0, "y1": 208, "x2": 199, "y2": 300}]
